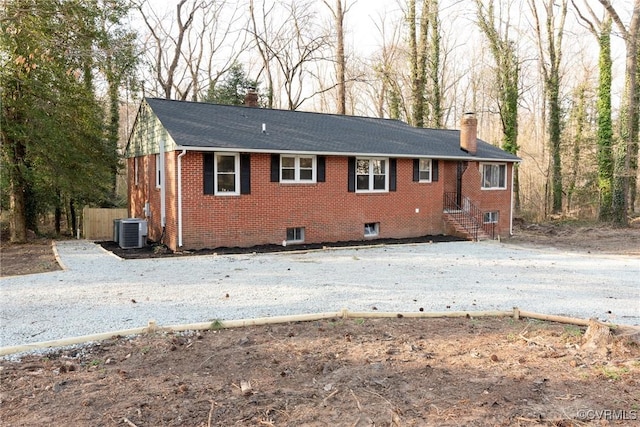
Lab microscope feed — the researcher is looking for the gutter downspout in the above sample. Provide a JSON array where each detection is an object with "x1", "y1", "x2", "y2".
[
  {"x1": 159, "y1": 135, "x2": 166, "y2": 230},
  {"x1": 177, "y1": 150, "x2": 186, "y2": 248},
  {"x1": 509, "y1": 164, "x2": 515, "y2": 236}
]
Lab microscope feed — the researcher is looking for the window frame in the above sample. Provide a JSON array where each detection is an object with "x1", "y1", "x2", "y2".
[
  {"x1": 364, "y1": 222, "x2": 380, "y2": 237},
  {"x1": 483, "y1": 211, "x2": 499, "y2": 224},
  {"x1": 355, "y1": 157, "x2": 389, "y2": 193},
  {"x1": 280, "y1": 155, "x2": 317, "y2": 183},
  {"x1": 214, "y1": 153, "x2": 240, "y2": 196},
  {"x1": 286, "y1": 227, "x2": 305, "y2": 243},
  {"x1": 155, "y1": 154, "x2": 161, "y2": 188},
  {"x1": 418, "y1": 158, "x2": 432, "y2": 182},
  {"x1": 134, "y1": 157, "x2": 139, "y2": 186},
  {"x1": 480, "y1": 163, "x2": 507, "y2": 190}
]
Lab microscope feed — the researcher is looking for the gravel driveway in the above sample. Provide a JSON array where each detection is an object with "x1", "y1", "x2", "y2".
[{"x1": 1, "y1": 240, "x2": 638, "y2": 350}]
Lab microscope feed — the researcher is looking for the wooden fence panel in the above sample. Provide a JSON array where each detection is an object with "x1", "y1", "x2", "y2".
[{"x1": 83, "y1": 208, "x2": 129, "y2": 240}]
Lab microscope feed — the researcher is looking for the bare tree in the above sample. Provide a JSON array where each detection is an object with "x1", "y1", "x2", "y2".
[
  {"x1": 322, "y1": 0, "x2": 356, "y2": 115},
  {"x1": 186, "y1": 2, "x2": 249, "y2": 101},
  {"x1": 529, "y1": 0, "x2": 569, "y2": 214},
  {"x1": 597, "y1": 0, "x2": 640, "y2": 225},
  {"x1": 371, "y1": 16, "x2": 405, "y2": 120},
  {"x1": 407, "y1": 0, "x2": 429, "y2": 127},
  {"x1": 249, "y1": 0, "x2": 332, "y2": 110},
  {"x1": 249, "y1": 0, "x2": 276, "y2": 108},
  {"x1": 137, "y1": 0, "x2": 199, "y2": 99},
  {"x1": 426, "y1": 0, "x2": 441, "y2": 128},
  {"x1": 136, "y1": 0, "x2": 248, "y2": 100},
  {"x1": 405, "y1": 0, "x2": 441, "y2": 128}
]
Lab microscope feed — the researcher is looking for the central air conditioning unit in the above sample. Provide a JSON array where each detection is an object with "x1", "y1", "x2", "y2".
[
  {"x1": 113, "y1": 219, "x2": 122, "y2": 244},
  {"x1": 117, "y1": 218, "x2": 148, "y2": 249}
]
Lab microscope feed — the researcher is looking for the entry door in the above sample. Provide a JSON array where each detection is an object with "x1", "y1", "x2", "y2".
[{"x1": 456, "y1": 161, "x2": 468, "y2": 206}]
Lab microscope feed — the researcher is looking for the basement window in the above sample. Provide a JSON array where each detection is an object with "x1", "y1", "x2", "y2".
[
  {"x1": 483, "y1": 211, "x2": 499, "y2": 224},
  {"x1": 286, "y1": 227, "x2": 305, "y2": 243},
  {"x1": 364, "y1": 222, "x2": 379, "y2": 237}
]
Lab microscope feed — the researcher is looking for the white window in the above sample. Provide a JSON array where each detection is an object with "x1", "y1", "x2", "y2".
[
  {"x1": 155, "y1": 154, "x2": 161, "y2": 188},
  {"x1": 419, "y1": 158, "x2": 432, "y2": 182},
  {"x1": 215, "y1": 153, "x2": 240, "y2": 195},
  {"x1": 281, "y1": 155, "x2": 316, "y2": 183},
  {"x1": 483, "y1": 211, "x2": 499, "y2": 224},
  {"x1": 364, "y1": 222, "x2": 380, "y2": 237},
  {"x1": 481, "y1": 163, "x2": 507, "y2": 189},
  {"x1": 356, "y1": 158, "x2": 388, "y2": 192},
  {"x1": 134, "y1": 157, "x2": 139, "y2": 186},
  {"x1": 286, "y1": 227, "x2": 305, "y2": 243}
]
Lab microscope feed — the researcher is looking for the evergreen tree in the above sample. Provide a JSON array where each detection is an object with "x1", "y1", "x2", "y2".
[
  {"x1": 203, "y1": 63, "x2": 259, "y2": 106},
  {"x1": 96, "y1": 1, "x2": 139, "y2": 205},
  {"x1": 1, "y1": 0, "x2": 131, "y2": 241}
]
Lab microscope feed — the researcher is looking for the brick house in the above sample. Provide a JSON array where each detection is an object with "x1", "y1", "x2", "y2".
[{"x1": 124, "y1": 97, "x2": 520, "y2": 251}]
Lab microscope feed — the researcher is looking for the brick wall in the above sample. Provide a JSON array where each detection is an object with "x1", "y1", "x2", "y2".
[
  {"x1": 130, "y1": 152, "x2": 514, "y2": 251},
  {"x1": 127, "y1": 154, "x2": 164, "y2": 244},
  {"x1": 178, "y1": 153, "x2": 446, "y2": 250},
  {"x1": 441, "y1": 160, "x2": 513, "y2": 237}
]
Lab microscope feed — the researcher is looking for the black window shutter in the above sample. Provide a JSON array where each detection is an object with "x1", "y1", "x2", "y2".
[
  {"x1": 240, "y1": 153, "x2": 251, "y2": 194},
  {"x1": 432, "y1": 160, "x2": 439, "y2": 181},
  {"x1": 203, "y1": 153, "x2": 214, "y2": 194},
  {"x1": 317, "y1": 156, "x2": 326, "y2": 182},
  {"x1": 413, "y1": 159, "x2": 420, "y2": 182},
  {"x1": 389, "y1": 158, "x2": 397, "y2": 191},
  {"x1": 270, "y1": 154, "x2": 279, "y2": 182},
  {"x1": 347, "y1": 157, "x2": 355, "y2": 192}
]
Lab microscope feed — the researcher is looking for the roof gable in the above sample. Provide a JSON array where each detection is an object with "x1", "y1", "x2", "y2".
[{"x1": 142, "y1": 98, "x2": 520, "y2": 162}]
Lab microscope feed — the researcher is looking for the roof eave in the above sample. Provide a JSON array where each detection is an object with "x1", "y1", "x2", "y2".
[{"x1": 174, "y1": 145, "x2": 521, "y2": 163}]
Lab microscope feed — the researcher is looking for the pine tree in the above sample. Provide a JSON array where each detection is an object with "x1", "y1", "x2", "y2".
[{"x1": 203, "y1": 63, "x2": 259, "y2": 106}]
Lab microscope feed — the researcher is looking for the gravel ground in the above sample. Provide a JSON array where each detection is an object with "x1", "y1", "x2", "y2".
[{"x1": 1, "y1": 240, "x2": 638, "y2": 351}]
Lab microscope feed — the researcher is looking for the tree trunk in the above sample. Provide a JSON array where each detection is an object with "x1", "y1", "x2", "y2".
[
  {"x1": 5, "y1": 128, "x2": 28, "y2": 243},
  {"x1": 69, "y1": 198, "x2": 77, "y2": 238},
  {"x1": 475, "y1": 0, "x2": 521, "y2": 210},
  {"x1": 567, "y1": 85, "x2": 586, "y2": 213},
  {"x1": 408, "y1": 0, "x2": 428, "y2": 127},
  {"x1": 427, "y1": 0, "x2": 441, "y2": 128},
  {"x1": 529, "y1": 0, "x2": 567, "y2": 215},
  {"x1": 8, "y1": 171, "x2": 27, "y2": 243},
  {"x1": 597, "y1": 18, "x2": 614, "y2": 221},
  {"x1": 54, "y1": 205, "x2": 62, "y2": 236},
  {"x1": 107, "y1": 59, "x2": 120, "y2": 204},
  {"x1": 598, "y1": 0, "x2": 639, "y2": 225},
  {"x1": 335, "y1": 0, "x2": 346, "y2": 115},
  {"x1": 549, "y1": 79, "x2": 563, "y2": 213}
]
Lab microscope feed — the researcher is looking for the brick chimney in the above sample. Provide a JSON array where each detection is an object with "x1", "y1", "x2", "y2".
[
  {"x1": 244, "y1": 89, "x2": 259, "y2": 107},
  {"x1": 460, "y1": 112, "x2": 477, "y2": 155}
]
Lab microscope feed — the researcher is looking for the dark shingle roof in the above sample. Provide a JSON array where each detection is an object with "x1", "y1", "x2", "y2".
[{"x1": 145, "y1": 98, "x2": 520, "y2": 161}]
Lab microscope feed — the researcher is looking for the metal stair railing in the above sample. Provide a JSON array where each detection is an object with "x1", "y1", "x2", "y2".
[{"x1": 443, "y1": 192, "x2": 495, "y2": 241}]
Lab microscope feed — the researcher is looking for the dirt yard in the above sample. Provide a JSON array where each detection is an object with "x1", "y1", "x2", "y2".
[
  {"x1": 507, "y1": 220, "x2": 640, "y2": 257},
  {"x1": 1, "y1": 221, "x2": 639, "y2": 426}
]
